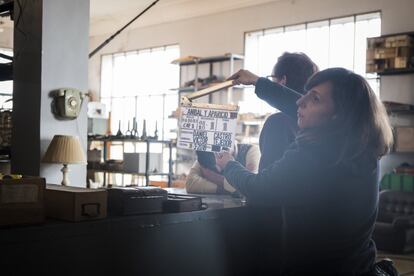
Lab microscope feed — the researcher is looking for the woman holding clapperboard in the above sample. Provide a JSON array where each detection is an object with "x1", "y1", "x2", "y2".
[
  {"x1": 215, "y1": 68, "x2": 396, "y2": 275},
  {"x1": 185, "y1": 141, "x2": 260, "y2": 194}
]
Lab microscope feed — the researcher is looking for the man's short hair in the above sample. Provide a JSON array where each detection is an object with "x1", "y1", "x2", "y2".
[{"x1": 272, "y1": 52, "x2": 318, "y2": 94}]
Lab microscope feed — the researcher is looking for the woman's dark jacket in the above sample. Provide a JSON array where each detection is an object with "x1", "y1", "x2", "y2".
[{"x1": 223, "y1": 78, "x2": 378, "y2": 275}]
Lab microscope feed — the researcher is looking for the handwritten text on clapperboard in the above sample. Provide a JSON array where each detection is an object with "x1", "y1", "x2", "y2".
[{"x1": 178, "y1": 106, "x2": 238, "y2": 152}]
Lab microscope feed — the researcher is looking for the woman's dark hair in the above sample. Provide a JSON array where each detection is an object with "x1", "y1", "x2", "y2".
[
  {"x1": 273, "y1": 52, "x2": 318, "y2": 94},
  {"x1": 196, "y1": 151, "x2": 219, "y2": 173},
  {"x1": 300, "y1": 67, "x2": 393, "y2": 163}
]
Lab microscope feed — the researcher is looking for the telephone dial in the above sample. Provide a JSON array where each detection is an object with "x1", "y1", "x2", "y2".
[{"x1": 51, "y1": 88, "x2": 85, "y2": 120}]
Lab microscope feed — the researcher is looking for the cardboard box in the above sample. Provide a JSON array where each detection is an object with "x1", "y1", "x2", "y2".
[
  {"x1": 395, "y1": 127, "x2": 414, "y2": 152},
  {"x1": 397, "y1": 35, "x2": 413, "y2": 47},
  {"x1": 374, "y1": 48, "x2": 396, "y2": 59},
  {"x1": 0, "y1": 177, "x2": 46, "y2": 226},
  {"x1": 366, "y1": 63, "x2": 376, "y2": 73},
  {"x1": 45, "y1": 184, "x2": 107, "y2": 221},
  {"x1": 366, "y1": 49, "x2": 375, "y2": 60},
  {"x1": 395, "y1": 57, "x2": 408, "y2": 69}
]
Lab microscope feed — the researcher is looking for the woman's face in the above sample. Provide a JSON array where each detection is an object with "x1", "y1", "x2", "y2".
[{"x1": 296, "y1": 81, "x2": 336, "y2": 129}]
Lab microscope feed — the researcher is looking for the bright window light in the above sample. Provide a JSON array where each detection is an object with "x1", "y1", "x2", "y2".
[
  {"x1": 0, "y1": 48, "x2": 13, "y2": 108},
  {"x1": 100, "y1": 45, "x2": 180, "y2": 141},
  {"x1": 243, "y1": 12, "x2": 381, "y2": 115}
]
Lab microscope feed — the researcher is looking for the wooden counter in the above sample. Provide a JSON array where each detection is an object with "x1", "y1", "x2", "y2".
[{"x1": 0, "y1": 190, "x2": 283, "y2": 275}]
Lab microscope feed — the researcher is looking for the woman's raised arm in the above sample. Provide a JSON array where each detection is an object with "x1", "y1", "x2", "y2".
[{"x1": 228, "y1": 69, "x2": 301, "y2": 119}]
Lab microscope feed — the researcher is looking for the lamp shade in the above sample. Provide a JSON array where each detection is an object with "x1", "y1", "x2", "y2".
[{"x1": 42, "y1": 135, "x2": 86, "y2": 164}]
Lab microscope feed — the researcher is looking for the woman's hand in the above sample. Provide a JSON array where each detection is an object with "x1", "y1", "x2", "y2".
[
  {"x1": 200, "y1": 166, "x2": 224, "y2": 185},
  {"x1": 215, "y1": 151, "x2": 234, "y2": 171},
  {"x1": 227, "y1": 69, "x2": 259, "y2": 86}
]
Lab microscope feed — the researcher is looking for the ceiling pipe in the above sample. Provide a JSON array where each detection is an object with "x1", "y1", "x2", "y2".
[{"x1": 89, "y1": 0, "x2": 159, "y2": 59}]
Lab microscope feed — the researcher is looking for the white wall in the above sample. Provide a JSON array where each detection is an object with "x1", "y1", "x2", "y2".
[
  {"x1": 38, "y1": 0, "x2": 89, "y2": 187},
  {"x1": 11, "y1": 0, "x2": 89, "y2": 187},
  {"x1": 0, "y1": 27, "x2": 13, "y2": 49}
]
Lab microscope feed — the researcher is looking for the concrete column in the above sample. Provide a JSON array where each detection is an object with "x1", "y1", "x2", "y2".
[{"x1": 12, "y1": 0, "x2": 89, "y2": 187}]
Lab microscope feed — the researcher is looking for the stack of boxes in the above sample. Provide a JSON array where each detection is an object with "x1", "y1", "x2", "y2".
[{"x1": 366, "y1": 34, "x2": 414, "y2": 73}]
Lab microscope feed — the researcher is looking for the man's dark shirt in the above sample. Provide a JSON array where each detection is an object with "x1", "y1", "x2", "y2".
[{"x1": 259, "y1": 112, "x2": 298, "y2": 171}]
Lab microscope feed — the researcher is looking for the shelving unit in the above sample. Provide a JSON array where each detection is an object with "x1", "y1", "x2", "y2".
[
  {"x1": 172, "y1": 53, "x2": 244, "y2": 103},
  {"x1": 377, "y1": 68, "x2": 414, "y2": 76},
  {"x1": 366, "y1": 32, "x2": 414, "y2": 75},
  {"x1": 88, "y1": 136, "x2": 174, "y2": 187},
  {"x1": 171, "y1": 53, "x2": 244, "y2": 176},
  {"x1": 366, "y1": 31, "x2": 414, "y2": 178}
]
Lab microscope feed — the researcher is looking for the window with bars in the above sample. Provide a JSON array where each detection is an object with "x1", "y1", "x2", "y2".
[
  {"x1": 241, "y1": 12, "x2": 381, "y2": 114},
  {"x1": 100, "y1": 45, "x2": 180, "y2": 141}
]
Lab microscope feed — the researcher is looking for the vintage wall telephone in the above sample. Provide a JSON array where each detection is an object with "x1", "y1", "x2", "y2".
[{"x1": 51, "y1": 88, "x2": 85, "y2": 120}]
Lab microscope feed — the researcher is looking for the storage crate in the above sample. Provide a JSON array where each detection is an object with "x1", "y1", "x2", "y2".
[
  {"x1": 0, "y1": 176, "x2": 46, "y2": 226},
  {"x1": 381, "y1": 173, "x2": 414, "y2": 192},
  {"x1": 45, "y1": 184, "x2": 107, "y2": 222}
]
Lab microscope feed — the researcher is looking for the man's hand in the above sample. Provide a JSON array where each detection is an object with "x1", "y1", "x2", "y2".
[
  {"x1": 227, "y1": 69, "x2": 259, "y2": 86},
  {"x1": 215, "y1": 151, "x2": 234, "y2": 171}
]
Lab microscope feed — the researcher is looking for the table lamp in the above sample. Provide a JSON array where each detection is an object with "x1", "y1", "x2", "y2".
[{"x1": 42, "y1": 135, "x2": 87, "y2": 186}]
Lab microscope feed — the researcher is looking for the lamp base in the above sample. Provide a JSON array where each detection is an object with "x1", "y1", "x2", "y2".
[{"x1": 61, "y1": 164, "x2": 70, "y2": 186}]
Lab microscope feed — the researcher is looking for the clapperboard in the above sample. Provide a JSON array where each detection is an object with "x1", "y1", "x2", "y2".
[{"x1": 178, "y1": 81, "x2": 239, "y2": 152}]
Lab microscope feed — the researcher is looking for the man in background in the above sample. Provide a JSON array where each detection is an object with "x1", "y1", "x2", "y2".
[{"x1": 259, "y1": 52, "x2": 318, "y2": 170}]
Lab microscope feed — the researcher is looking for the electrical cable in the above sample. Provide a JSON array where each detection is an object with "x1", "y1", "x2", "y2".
[
  {"x1": 0, "y1": 53, "x2": 12, "y2": 61},
  {"x1": 89, "y1": 0, "x2": 160, "y2": 59}
]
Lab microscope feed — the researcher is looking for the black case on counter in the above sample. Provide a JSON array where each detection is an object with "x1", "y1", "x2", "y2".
[
  {"x1": 107, "y1": 186, "x2": 168, "y2": 216},
  {"x1": 163, "y1": 194, "x2": 203, "y2": 213}
]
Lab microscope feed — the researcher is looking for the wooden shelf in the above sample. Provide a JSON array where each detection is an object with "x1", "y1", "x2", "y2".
[
  {"x1": 378, "y1": 68, "x2": 414, "y2": 76},
  {"x1": 88, "y1": 137, "x2": 174, "y2": 187}
]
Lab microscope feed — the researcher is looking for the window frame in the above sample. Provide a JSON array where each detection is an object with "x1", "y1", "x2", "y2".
[
  {"x1": 242, "y1": 11, "x2": 381, "y2": 115},
  {"x1": 99, "y1": 44, "x2": 180, "y2": 141}
]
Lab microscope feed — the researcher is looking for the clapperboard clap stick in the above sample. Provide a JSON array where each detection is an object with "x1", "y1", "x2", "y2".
[
  {"x1": 181, "y1": 80, "x2": 233, "y2": 103},
  {"x1": 180, "y1": 80, "x2": 239, "y2": 111}
]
